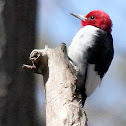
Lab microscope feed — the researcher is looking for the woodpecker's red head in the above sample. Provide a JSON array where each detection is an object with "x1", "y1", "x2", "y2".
[{"x1": 70, "y1": 10, "x2": 112, "y2": 32}]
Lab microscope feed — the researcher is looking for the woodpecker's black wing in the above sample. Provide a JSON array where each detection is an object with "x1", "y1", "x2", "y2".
[
  {"x1": 87, "y1": 30, "x2": 114, "y2": 78},
  {"x1": 80, "y1": 30, "x2": 114, "y2": 105}
]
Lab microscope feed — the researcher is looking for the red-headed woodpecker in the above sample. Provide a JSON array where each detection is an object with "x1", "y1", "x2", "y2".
[{"x1": 68, "y1": 10, "x2": 114, "y2": 106}]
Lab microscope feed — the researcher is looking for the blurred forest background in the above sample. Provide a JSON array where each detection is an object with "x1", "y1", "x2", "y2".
[{"x1": 0, "y1": 0, "x2": 126, "y2": 126}]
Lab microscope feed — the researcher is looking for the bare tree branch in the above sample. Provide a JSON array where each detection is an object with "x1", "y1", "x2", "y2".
[{"x1": 23, "y1": 43, "x2": 88, "y2": 126}]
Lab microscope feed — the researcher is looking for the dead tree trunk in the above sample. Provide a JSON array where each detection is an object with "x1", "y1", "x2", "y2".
[{"x1": 23, "y1": 43, "x2": 88, "y2": 126}]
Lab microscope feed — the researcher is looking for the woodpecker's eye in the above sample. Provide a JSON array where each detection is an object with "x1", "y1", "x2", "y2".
[{"x1": 90, "y1": 16, "x2": 95, "y2": 19}]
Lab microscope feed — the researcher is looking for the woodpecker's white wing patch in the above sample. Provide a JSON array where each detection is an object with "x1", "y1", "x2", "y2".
[{"x1": 85, "y1": 64, "x2": 101, "y2": 96}]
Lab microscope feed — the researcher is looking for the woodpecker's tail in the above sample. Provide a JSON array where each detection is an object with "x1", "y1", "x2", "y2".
[
  {"x1": 81, "y1": 91, "x2": 87, "y2": 106},
  {"x1": 76, "y1": 88, "x2": 87, "y2": 106}
]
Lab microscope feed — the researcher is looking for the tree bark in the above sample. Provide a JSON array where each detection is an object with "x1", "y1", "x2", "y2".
[
  {"x1": 23, "y1": 43, "x2": 88, "y2": 126},
  {"x1": 0, "y1": 0, "x2": 39, "y2": 126},
  {"x1": 0, "y1": 1, "x2": 7, "y2": 124}
]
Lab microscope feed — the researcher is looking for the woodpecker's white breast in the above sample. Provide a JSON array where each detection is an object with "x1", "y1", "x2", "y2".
[
  {"x1": 68, "y1": 25, "x2": 101, "y2": 96},
  {"x1": 68, "y1": 25, "x2": 99, "y2": 74}
]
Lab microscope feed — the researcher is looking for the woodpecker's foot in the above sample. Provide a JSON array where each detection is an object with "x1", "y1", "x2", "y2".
[{"x1": 68, "y1": 57, "x2": 79, "y2": 73}]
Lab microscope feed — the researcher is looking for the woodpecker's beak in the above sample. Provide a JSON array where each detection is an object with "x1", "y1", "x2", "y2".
[{"x1": 70, "y1": 13, "x2": 87, "y2": 21}]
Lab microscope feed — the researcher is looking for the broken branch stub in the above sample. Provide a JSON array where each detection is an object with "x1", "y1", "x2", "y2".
[{"x1": 23, "y1": 43, "x2": 87, "y2": 126}]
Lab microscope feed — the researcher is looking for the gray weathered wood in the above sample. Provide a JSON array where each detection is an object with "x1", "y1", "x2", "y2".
[{"x1": 23, "y1": 43, "x2": 88, "y2": 126}]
